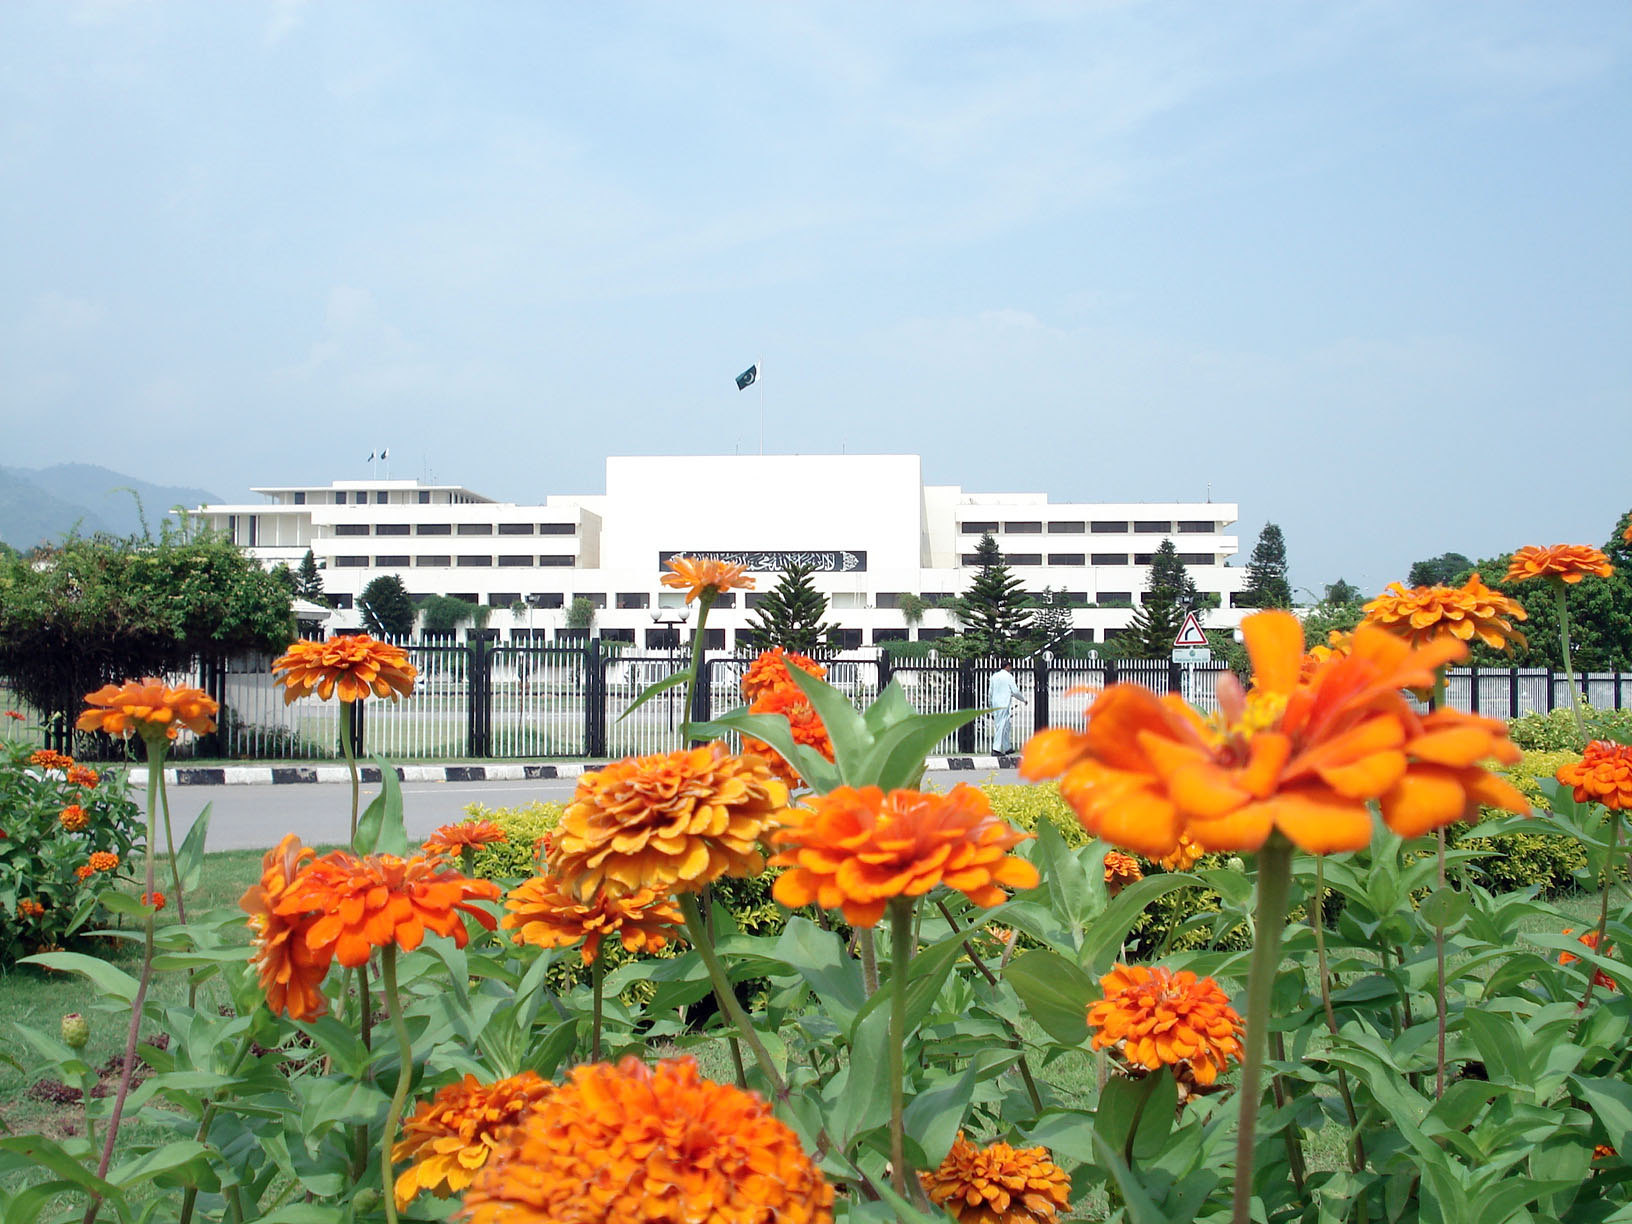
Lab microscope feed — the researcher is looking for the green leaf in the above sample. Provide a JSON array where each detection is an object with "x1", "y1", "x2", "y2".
[
  {"x1": 687, "y1": 710, "x2": 843, "y2": 794},
  {"x1": 97, "y1": 890, "x2": 154, "y2": 918},
  {"x1": 1080, "y1": 872, "x2": 1204, "y2": 975},
  {"x1": 857, "y1": 707, "x2": 988, "y2": 793},
  {"x1": 0, "y1": 1135, "x2": 121, "y2": 1202},
  {"x1": 1095, "y1": 1072, "x2": 1179, "y2": 1166},
  {"x1": 353, "y1": 754, "x2": 407, "y2": 856},
  {"x1": 828, "y1": 1006, "x2": 892, "y2": 1145},
  {"x1": 772, "y1": 917, "x2": 867, "y2": 1024},
  {"x1": 1004, "y1": 950, "x2": 1094, "y2": 1046},
  {"x1": 108, "y1": 1140, "x2": 214, "y2": 1189},
  {"x1": 175, "y1": 800, "x2": 213, "y2": 892},
  {"x1": 617, "y1": 669, "x2": 691, "y2": 722},
  {"x1": 1090, "y1": 1128, "x2": 1169, "y2": 1224},
  {"x1": 1419, "y1": 886, "x2": 1470, "y2": 929},
  {"x1": 18, "y1": 952, "x2": 140, "y2": 1004},
  {"x1": 1574, "y1": 1076, "x2": 1632, "y2": 1152},
  {"x1": 901, "y1": 1056, "x2": 982, "y2": 1167},
  {"x1": 784, "y1": 665, "x2": 872, "y2": 783}
]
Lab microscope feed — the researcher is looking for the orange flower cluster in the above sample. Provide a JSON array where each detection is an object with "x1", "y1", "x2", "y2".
[
  {"x1": 1597, "y1": 1144, "x2": 1618, "y2": 1161},
  {"x1": 920, "y1": 1132, "x2": 1071, "y2": 1224},
  {"x1": 240, "y1": 835, "x2": 331, "y2": 1021},
  {"x1": 75, "y1": 865, "x2": 95, "y2": 881},
  {"x1": 86, "y1": 851, "x2": 119, "y2": 873},
  {"x1": 271, "y1": 636, "x2": 416, "y2": 703},
  {"x1": 743, "y1": 679, "x2": 836, "y2": 789},
  {"x1": 1361, "y1": 575, "x2": 1527, "y2": 650},
  {"x1": 549, "y1": 744, "x2": 789, "y2": 899},
  {"x1": 1625, "y1": 519, "x2": 1632, "y2": 545},
  {"x1": 424, "y1": 821, "x2": 508, "y2": 853},
  {"x1": 143, "y1": 891, "x2": 166, "y2": 912},
  {"x1": 1505, "y1": 544, "x2": 1615, "y2": 584},
  {"x1": 78, "y1": 680, "x2": 217, "y2": 741},
  {"x1": 1557, "y1": 741, "x2": 1632, "y2": 811},
  {"x1": 741, "y1": 648, "x2": 825, "y2": 703},
  {"x1": 1561, "y1": 928, "x2": 1617, "y2": 992},
  {"x1": 30, "y1": 749, "x2": 74, "y2": 771},
  {"x1": 66, "y1": 765, "x2": 99, "y2": 789},
  {"x1": 1157, "y1": 833, "x2": 1206, "y2": 872},
  {"x1": 58, "y1": 805, "x2": 88, "y2": 833},
  {"x1": 659, "y1": 556, "x2": 756, "y2": 604},
  {"x1": 1088, "y1": 964, "x2": 1245, "y2": 1086},
  {"x1": 1103, "y1": 851, "x2": 1143, "y2": 896},
  {"x1": 1021, "y1": 611, "x2": 1529, "y2": 858},
  {"x1": 4, "y1": 710, "x2": 24, "y2": 721},
  {"x1": 18, "y1": 899, "x2": 44, "y2": 919},
  {"x1": 769, "y1": 784, "x2": 1038, "y2": 927},
  {"x1": 502, "y1": 874, "x2": 683, "y2": 964},
  {"x1": 392, "y1": 1071, "x2": 554, "y2": 1209},
  {"x1": 461, "y1": 1057, "x2": 833, "y2": 1224}
]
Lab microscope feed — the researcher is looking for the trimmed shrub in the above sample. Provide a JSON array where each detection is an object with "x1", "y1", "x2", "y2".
[
  {"x1": 1455, "y1": 747, "x2": 1589, "y2": 896},
  {"x1": 1509, "y1": 707, "x2": 1632, "y2": 753}
]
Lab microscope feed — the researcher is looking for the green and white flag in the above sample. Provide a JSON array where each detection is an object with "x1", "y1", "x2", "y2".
[{"x1": 734, "y1": 363, "x2": 758, "y2": 390}]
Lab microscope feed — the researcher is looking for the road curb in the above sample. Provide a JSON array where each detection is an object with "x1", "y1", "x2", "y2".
[{"x1": 125, "y1": 754, "x2": 1018, "y2": 787}]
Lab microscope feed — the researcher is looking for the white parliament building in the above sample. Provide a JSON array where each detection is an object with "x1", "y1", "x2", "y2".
[{"x1": 185, "y1": 454, "x2": 1252, "y2": 652}]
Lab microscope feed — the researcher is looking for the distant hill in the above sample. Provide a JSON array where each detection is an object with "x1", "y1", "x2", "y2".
[{"x1": 0, "y1": 464, "x2": 220, "y2": 551}]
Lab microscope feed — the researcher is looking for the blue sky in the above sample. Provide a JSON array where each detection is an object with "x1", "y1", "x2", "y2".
[{"x1": 3, "y1": 1, "x2": 1628, "y2": 595}]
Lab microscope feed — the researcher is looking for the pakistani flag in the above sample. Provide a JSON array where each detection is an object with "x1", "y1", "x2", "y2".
[{"x1": 734, "y1": 363, "x2": 758, "y2": 391}]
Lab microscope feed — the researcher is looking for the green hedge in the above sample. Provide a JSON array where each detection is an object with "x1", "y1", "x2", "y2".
[{"x1": 1509, "y1": 707, "x2": 1632, "y2": 753}]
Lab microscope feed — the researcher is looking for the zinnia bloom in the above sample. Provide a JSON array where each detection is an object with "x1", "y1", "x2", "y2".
[
  {"x1": 1157, "y1": 833, "x2": 1206, "y2": 873},
  {"x1": 58, "y1": 805, "x2": 89, "y2": 833},
  {"x1": 1088, "y1": 963, "x2": 1245, "y2": 1086},
  {"x1": 920, "y1": 1132, "x2": 1071, "y2": 1224},
  {"x1": 743, "y1": 680, "x2": 835, "y2": 789},
  {"x1": 143, "y1": 892, "x2": 166, "y2": 912},
  {"x1": 659, "y1": 555, "x2": 756, "y2": 605},
  {"x1": 424, "y1": 820, "x2": 509, "y2": 853},
  {"x1": 1360, "y1": 574, "x2": 1527, "y2": 650},
  {"x1": 4, "y1": 710, "x2": 23, "y2": 720},
  {"x1": 392, "y1": 1071, "x2": 555, "y2": 1209},
  {"x1": 240, "y1": 834, "x2": 333, "y2": 1021},
  {"x1": 18, "y1": 899, "x2": 44, "y2": 919},
  {"x1": 75, "y1": 864, "x2": 95, "y2": 881},
  {"x1": 1505, "y1": 544, "x2": 1615, "y2": 584},
  {"x1": 275, "y1": 850, "x2": 501, "y2": 968},
  {"x1": 550, "y1": 745, "x2": 789, "y2": 899},
  {"x1": 66, "y1": 765, "x2": 99, "y2": 789},
  {"x1": 86, "y1": 851, "x2": 119, "y2": 874},
  {"x1": 769, "y1": 784, "x2": 1039, "y2": 927},
  {"x1": 1557, "y1": 741, "x2": 1632, "y2": 811},
  {"x1": 461, "y1": 1056, "x2": 833, "y2": 1224},
  {"x1": 271, "y1": 635, "x2": 417, "y2": 703},
  {"x1": 77, "y1": 680, "x2": 218, "y2": 741},
  {"x1": 29, "y1": 749, "x2": 74, "y2": 772},
  {"x1": 1103, "y1": 851, "x2": 1143, "y2": 896},
  {"x1": 1020, "y1": 611, "x2": 1529, "y2": 858},
  {"x1": 502, "y1": 874, "x2": 684, "y2": 964},
  {"x1": 741, "y1": 648, "x2": 826, "y2": 704},
  {"x1": 1561, "y1": 928, "x2": 1617, "y2": 992}
]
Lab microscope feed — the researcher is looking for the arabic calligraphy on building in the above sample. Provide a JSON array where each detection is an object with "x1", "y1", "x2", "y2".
[{"x1": 659, "y1": 550, "x2": 867, "y2": 573}]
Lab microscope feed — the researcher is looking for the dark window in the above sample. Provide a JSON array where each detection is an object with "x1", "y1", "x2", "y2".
[
  {"x1": 1099, "y1": 592, "x2": 1133, "y2": 607},
  {"x1": 579, "y1": 593, "x2": 607, "y2": 610},
  {"x1": 704, "y1": 628, "x2": 725, "y2": 650},
  {"x1": 538, "y1": 523, "x2": 575, "y2": 535},
  {"x1": 1134, "y1": 553, "x2": 1154, "y2": 565},
  {"x1": 961, "y1": 554, "x2": 983, "y2": 565},
  {"x1": 335, "y1": 492, "x2": 347, "y2": 505},
  {"x1": 335, "y1": 523, "x2": 369, "y2": 536},
  {"x1": 375, "y1": 492, "x2": 388, "y2": 505},
  {"x1": 1005, "y1": 553, "x2": 1042, "y2": 566},
  {"x1": 457, "y1": 555, "x2": 493, "y2": 567},
  {"x1": 600, "y1": 628, "x2": 635, "y2": 643},
  {"x1": 528, "y1": 593, "x2": 564, "y2": 609},
  {"x1": 960, "y1": 520, "x2": 998, "y2": 533},
  {"x1": 1069, "y1": 627, "x2": 1096, "y2": 642},
  {"x1": 418, "y1": 491, "x2": 431, "y2": 504},
  {"x1": 875, "y1": 592, "x2": 900, "y2": 609},
  {"x1": 499, "y1": 555, "x2": 534, "y2": 567},
  {"x1": 457, "y1": 523, "x2": 494, "y2": 536},
  {"x1": 498, "y1": 522, "x2": 535, "y2": 535},
  {"x1": 416, "y1": 555, "x2": 451, "y2": 567},
  {"x1": 1048, "y1": 520, "x2": 1085, "y2": 533},
  {"x1": 616, "y1": 592, "x2": 650, "y2": 609},
  {"x1": 538, "y1": 555, "x2": 574, "y2": 567},
  {"x1": 293, "y1": 491, "x2": 305, "y2": 505},
  {"x1": 334, "y1": 555, "x2": 368, "y2": 568},
  {"x1": 1091, "y1": 521, "x2": 1128, "y2": 533},
  {"x1": 1092, "y1": 553, "x2": 1128, "y2": 565},
  {"x1": 921, "y1": 593, "x2": 953, "y2": 605},
  {"x1": 1004, "y1": 521, "x2": 1043, "y2": 534},
  {"x1": 713, "y1": 592, "x2": 736, "y2": 609},
  {"x1": 324, "y1": 593, "x2": 351, "y2": 609},
  {"x1": 417, "y1": 523, "x2": 452, "y2": 536},
  {"x1": 1047, "y1": 553, "x2": 1085, "y2": 566},
  {"x1": 743, "y1": 593, "x2": 766, "y2": 609},
  {"x1": 1103, "y1": 627, "x2": 1128, "y2": 641},
  {"x1": 832, "y1": 628, "x2": 863, "y2": 649},
  {"x1": 1178, "y1": 553, "x2": 1213, "y2": 566},
  {"x1": 489, "y1": 593, "x2": 520, "y2": 607},
  {"x1": 919, "y1": 627, "x2": 952, "y2": 641},
  {"x1": 1134, "y1": 520, "x2": 1171, "y2": 533},
  {"x1": 873, "y1": 628, "x2": 909, "y2": 643},
  {"x1": 1178, "y1": 520, "x2": 1213, "y2": 533},
  {"x1": 644, "y1": 627, "x2": 682, "y2": 649},
  {"x1": 1064, "y1": 592, "x2": 1089, "y2": 605},
  {"x1": 376, "y1": 523, "x2": 409, "y2": 536},
  {"x1": 375, "y1": 554, "x2": 409, "y2": 567}
]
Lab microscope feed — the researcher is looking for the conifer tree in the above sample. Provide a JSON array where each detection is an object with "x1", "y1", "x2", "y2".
[
  {"x1": 1124, "y1": 539, "x2": 1200, "y2": 658},
  {"x1": 296, "y1": 548, "x2": 328, "y2": 604},
  {"x1": 954, "y1": 533, "x2": 1034, "y2": 655},
  {"x1": 1239, "y1": 523, "x2": 1292, "y2": 609},
  {"x1": 743, "y1": 562, "x2": 837, "y2": 653},
  {"x1": 359, "y1": 574, "x2": 416, "y2": 639}
]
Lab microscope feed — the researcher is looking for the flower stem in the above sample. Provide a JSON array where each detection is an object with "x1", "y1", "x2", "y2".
[
  {"x1": 680, "y1": 590, "x2": 715, "y2": 746},
  {"x1": 591, "y1": 946, "x2": 605, "y2": 1061},
  {"x1": 679, "y1": 892, "x2": 782, "y2": 1090},
  {"x1": 1232, "y1": 836, "x2": 1292, "y2": 1224},
  {"x1": 156, "y1": 774, "x2": 187, "y2": 925},
  {"x1": 888, "y1": 897, "x2": 916, "y2": 1198},
  {"x1": 1556, "y1": 584, "x2": 1589, "y2": 746},
  {"x1": 858, "y1": 928, "x2": 880, "y2": 995},
  {"x1": 340, "y1": 704, "x2": 361, "y2": 842},
  {"x1": 379, "y1": 945, "x2": 414, "y2": 1224},
  {"x1": 1311, "y1": 859, "x2": 1365, "y2": 1173},
  {"x1": 1431, "y1": 674, "x2": 1449, "y2": 1101},
  {"x1": 1582, "y1": 814, "x2": 1623, "y2": 1012},
  {"x1": 177, "y1": 1029, "x2": 258, "y2": 1224}
]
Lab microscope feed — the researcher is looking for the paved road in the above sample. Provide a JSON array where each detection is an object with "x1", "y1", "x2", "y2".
[{"x1": 160, "y1": 767, "x2": 1027, "y2": 852}]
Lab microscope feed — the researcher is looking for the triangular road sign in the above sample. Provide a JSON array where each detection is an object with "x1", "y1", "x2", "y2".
[{"x1": 1173, "y1": 612, "x2": 1210, "y2": 649}]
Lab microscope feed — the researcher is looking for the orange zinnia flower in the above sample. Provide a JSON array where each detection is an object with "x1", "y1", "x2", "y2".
[
  {"x1": 78, "y1": 680, "x2": 218, "y2": 742},
  {"x1": 75, "y1": 864, "x2": 95, "y2": 881},
  {"x1": 1088, "y1": 964, "x2": 1245, "y2": 1086},
  {"x1": 240, "y1": 834, "x2": 333, "y2": 1021},
  {"x1": 461, "y1": 1056, "x2": 833, "y2": 1224},
  {"x1": 1157, "y1": 833, "x2": 1206, "y2": 872},
  {"x1": 1597, "y1": 1144, "x2": 1618, "y2": 1161},
  {"x1": 920, "y1": 1132, "x2": 1071, "y2": 1224},
  {"x1": 502, "y1": 874, "x2": 684, "y2": 964},
  {"x1": 1557, "y1": 741, "x2": 1632, "y2": 811},
  {"x1": 549, "y1": 744, "x2": 789, "y2": 900},
  {"x1": 143, "y1": 891, "x2": 165, "y2": 911},
  {"x1": 769, "y1": 784, "x2": 1039, "y2": 928},
  {"x1": 741, "y1": 648, "x2": 826, "y2": 704},
  {"x1": 1561, "y1": 928, "x2": 1617, "y2": 992},
  {"x1": 424, "y1": 820, "x2": 509, "y2": 853},
  {"x1": 58, "y1": 805, "x2": 89, "y2": 833},
  {"x1": 659, "y1": 556, "x2": 756, "y2": 605},
  {"x1": 18, "y1": 899, "x2": 44, "y2": 919},
  {"x1": 4, "y1": 710, "x2": 23, "y2": 721},
  {"x1": 1020, "y1": 611, "x2": 1529, "y2": 858},
  {"x1": 392, "y1": 1071, "x2": 555, "y2": 1210},
  {"x1": 743, "y1": 681, "x2": 835, "y2": 789},
  {"x1": 30, "y1": 749, "x2": 75, "y2": 772},
  {"x1": 271, "y1": 635, "x2": 417, "y2": 703},
  {"x1": 1361, "y1": 574, "x2": 1527, "y2": 650},
  {"x1": 1505, "y1": 544, "x2": 1615, "y2": 584},
  {"x1": 275, "y1": 851, "x2": 500, "y2": 968},
  {"x1": 66, "y1": 765, "x2": 99, "y2": 789},
  {"x1": 86, "y1": 851, "x2": 119, "y2": 873},
  {"x1": 1103, "y1": 851, "x2": 1143, "y2": 896}
]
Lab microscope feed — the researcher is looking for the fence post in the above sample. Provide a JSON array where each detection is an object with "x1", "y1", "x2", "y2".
[
  {"x1": 1105, "y1": 658, "x2": 1120, "y2": 688},
  {"x1": 1033, "y1": 653, "x2": 1049, "y2": 740},
  {"x1": 1168, "y1": 660, "x2": 1183, "y2": 696},
  {"x1": 200, "y1": 656, "x2": 227, "y2": 758},
  {"x1": 1509, "y1": 667, "x2": 1519, "y2": 720},
  {"x1": 467, "y1": 637, "x2": 491, "y2": 758},
  {"x1": 1467, "y1": 666, "x2": 1478, "y2": 715},
  {"x1": 348, "y1": 699, "x2": 365, "y2": 760},
  {"x1": 957, "y1": 659, "x2": 976, "y2": 754},
  {"x1": 1617, "y1": 670, "x2": 1624, "y2": 712},
  {"x1": 877, "y1": 647, "x2": 892, "y2": 693},
  {"x1": 1546, "y1": 668, "x2": 1556, "y2": 712},
  {"x1": 690, "y1": 655, "x2": 712, "y2": 747},
  {"x1": 583, "y1": 637, "x2": 605, "y2": 758}
]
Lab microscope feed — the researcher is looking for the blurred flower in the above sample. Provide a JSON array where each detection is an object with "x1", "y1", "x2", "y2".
[
  {"x1": 424, "y1": 820, "x2": 508, "y2": 854},
  {"x1": 143, "y1": 891, "x2": 165, "y2": 912},
  {"x1": 3, "y1": 710, "x2": 23, "y2": 721},
  {"x1": 741, "y1": 648, "x2": 825, "y2": 704},
  {"x1": 769, "y1": 784, "x2": 1038, "y2": 928},
  {"x1": 1505, "y1": 544, "x2": 1614, "y2": 584},
  {"x1": 743, "y1": 681, "x2": 834, "y2": 789},
  {"x1": 86, "y1": 851, "x2": 118, "y2": 873},
  {"x1": 18, "y1": 899, "x2": 44, "y2": 918},
  {"x1": 1157, "y1": 833, "x2": 1206, "y2": 872},
  {"x1": 58, "y1": 805, "x2": 88, "y2": 833},
  {"x1": 391, "y1": 1071, "x2": 554, "y2": 1209},
  {"x1": 550, "y1": 745, "x2": 788, "y2": 900},
  {"x1": 1021, "y1": 611, "x2": 1528, "y2": 858},
  {"x1": 1557, "y1": 741, "x2": 1632, "y2": 811},
  {"x1": 1360, "y1": 575, "x2": 1527, "y2": 651},
  {"x1": 1103, "y1": 851, "x2": 1142, "y2": 896},
  {"x1": 239, "y1": 834, "x2": 332, "y2": 1021},
  {"x1": 75, "y1": 864, "x2": 94, "y2": 881},
  {"x1": 1597, "y1": 1144, "x2": 1618, "y2": 1160},
  {"x1": 78, "y1": 680, "x2": 217, "y2": 741},
  {"x1": 30, "y1": 749, "x2": 74, "y2": 772},
  {"x1": 61, "y1": 1013, "x2": 89, "y2": 1049},
  {"x1": 920, "y1": 1132, "x2": 1071, "y2": 1224},
  {"x1": 1561, "y1": 928, "x2": 1617, "y2": 992},
  {"x1": 65, "y1": 765, "x2": 99, "y2": 789},
  {"x1": 1088, "y1": 963, "x2": 1245, "y2": 1086},
  {"x1": 462, "y1": 1056, "x2": 833, "y2": 1224},
  {"x1": 502, "y1": 874, "x2": 684, "y2": 964},
  {"x1": 276, "y1": 851, "x2": 500, "y2": 968},
  {"x1": 1300, "y1": 630, "x2": 1354, "y2": 681},
  {"x1": 271, "y1": 636, "x2": 416, "y2": 703},
  {"x1": 659, "y1": 556, "x2": 756, "y2": 605}
]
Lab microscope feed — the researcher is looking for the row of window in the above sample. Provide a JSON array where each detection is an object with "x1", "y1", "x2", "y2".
[
  {"x1": 959, "y1": 552, "x2": 1216, "y2": 567},
  {"x1": 333, "y1": 555, "x2": 579, "y2": 568},
  {"x1": 300, "y1": 491, "x2": 482, "y2": 506},
  {"x1": 960, "y1": 519, "x2": 1218, "y2": 535},
  {"x1": 331, "y1": 522, "x2": 576, "y2": 536},
  {"x1": 498, "y1": 625, "x2": 1141, "y2": 648}
]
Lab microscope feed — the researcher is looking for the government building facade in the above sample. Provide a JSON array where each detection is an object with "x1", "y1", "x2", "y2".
[{"x1": 186, "y1": 454, "x2": 1251, "y2": 651}]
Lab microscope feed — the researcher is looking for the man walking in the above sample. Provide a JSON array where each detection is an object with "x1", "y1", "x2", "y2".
[{"x1": 989, "y1": 660, "x2": 1025, "y2": 755}]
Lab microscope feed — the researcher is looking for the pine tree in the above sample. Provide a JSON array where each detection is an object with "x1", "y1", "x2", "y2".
[
  {"x1": 269, "y1": 562, "x2": 300, "y2": 597},
  {"x1": 743, "y1": 562, "x2": 837, "y2": 653},
  {"x1": 359, "y1": 574, "x2": 416, "y2": 639},
  {"x1": 1323, "y1": 577, "x2": 1361, "y2": 606},
  {"x1": 296, "y1": 548, "x2": 327, "y2": 604},
  {"x1": 1406, "y1": 553, "x2": 1473, "y2": 589},
  {"x1": 1124, "y1": 539, "x2": 1199, "y2": 658},
  {"x1": 1238, "y1": 524, "x2": 1292, "y2": 609},
  {"x1": 954, "y1": 533, "x2": 1034, "y2": 655},
  {"x1": 1026, "y1": 587, "x2": 1074, "y2": 654}
]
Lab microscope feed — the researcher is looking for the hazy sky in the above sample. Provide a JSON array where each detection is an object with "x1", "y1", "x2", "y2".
[{"x1": 3, "y1": 2, "x2": 1628, "y2": 595}]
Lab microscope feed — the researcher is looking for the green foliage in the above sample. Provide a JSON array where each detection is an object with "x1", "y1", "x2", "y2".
[
  {"x1": 1300, "y1": 594, "x2": 1366, "y2": 646},
  {"x1": 742, "y1": 562, "x2": 837, "y2": 653},
  {"x1": 898, "y1": 592, "x2": 927, "y2": 625},
  {"x1": 1510, "y1": 707, "x2": 1632, "y2": 753},
  {"x1": 1323, "y1": 577, "x2": 1362, "y2": 605},
  {"x1": 1025, "y1": 587, "x2": 1075, "y2": 655},
  {"x1": 420, "y1": 594, "x2": 481, "y2": 635},
  {"x1": 0, "y1": 742, "x2": 144, "y2": 965},
  {"x1": 1238, "y1": 522, "x2": 1292, "y2": 609},
  {"x1": 269, "y1": 562, "x2": 299, "y2": 597},
  {"x1": 461, "y1": 799, "x2": 563, "y2": 879},
  {"x1": 296, "y1": 548, "x2": 327, "y2": 604},
  {"x1": 1407, "y1": 552, "x2": 1474, "y2": 588},
  {"x1": 358, "y1": 574, "x2": 415, "y2": 638},
  {"x1": 1123, "y1": 539, "x2": 1200, "y2": 659},
  {"x1": 951, "y1": 533, "x2": 1034, "y2": 655}
]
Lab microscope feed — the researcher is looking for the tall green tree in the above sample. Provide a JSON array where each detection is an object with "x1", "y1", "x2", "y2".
[
  {"x1": 743, "y1": 562, "x2": 837, "y2": 653},
  {"x1": 1323, "y1": 577, "x2": 1362, "y2": 605},
  {"x1": 296, "y1": 548, "x2": 328, "y2": 604},
  {"x1": 952, "y1": 533, "x2": 1034, "y2": 655},
  {"x1": 1407, "y1": 552, "x2": 1473, "y2": 588},
  {"x1": 1026, "y1": 587, "x2": 1075, "y2": 654},
  {"x1": 1123, "y1": 539, "x2": 1200, "y2": 658},
  {"x1": 1238, "y1": 523, "x2": 1292, "y2": 609},
  {"x1": 270, "y1": 562, "x2": 300, "y2": 597},
  {"x1": 359, "y1": 575, "x2": 416, "y2": 639}
]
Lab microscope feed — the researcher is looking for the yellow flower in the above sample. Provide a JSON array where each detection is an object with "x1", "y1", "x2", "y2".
[
  {"x1": 920, "y1": 1131, "x2": 1071, "y2": 1224},
  {"x1": 392, "y1": 1072, "x2": 554, "y2": 1209}
]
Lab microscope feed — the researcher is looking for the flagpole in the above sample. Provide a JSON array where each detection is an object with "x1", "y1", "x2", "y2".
[{"x1": 758, "y1": 357, "x2": 765, "y2": 456}]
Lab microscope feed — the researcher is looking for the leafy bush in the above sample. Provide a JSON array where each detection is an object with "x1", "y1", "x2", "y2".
[
  {"x1": 1509, "y1": 707, "x2": 1632, "y2": 753},
  {"x1": 0, "y1": 741, "x2": 144, "y2": 964},
  {"x1": 1450, "y1": 748, "x2": 1590, "y2": 896}
]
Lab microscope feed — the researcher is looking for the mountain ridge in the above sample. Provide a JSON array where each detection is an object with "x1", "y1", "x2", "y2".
[{"x1": 0, "y1": 464, "x2": 221, "y2": 550}]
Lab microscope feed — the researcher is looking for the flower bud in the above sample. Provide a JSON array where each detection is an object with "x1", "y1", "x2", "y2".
[
  {"x1": 61, "y1": 1012, "x2": 89, "y2": 1049},
  {"x1": 1226, "y1": 856, "x2": 1246, "y2": 874}
]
